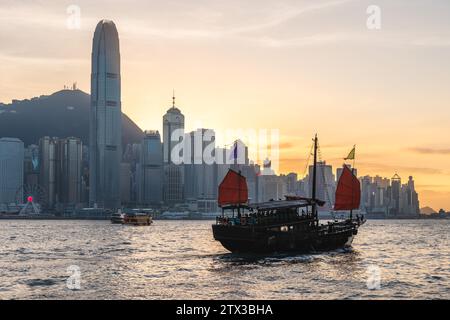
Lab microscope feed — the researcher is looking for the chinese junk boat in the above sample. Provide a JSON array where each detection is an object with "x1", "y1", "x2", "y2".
[{"x1": 212, "y1": 135, "x2": 365, "y2": 253}]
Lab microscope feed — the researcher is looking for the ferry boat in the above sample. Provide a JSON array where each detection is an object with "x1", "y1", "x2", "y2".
[
  {"x1": 123, "y1": 212, "x2": 153, "y2": 226},
  {"x1": 111, "y1": 211, "x2": 125, "y2": 224},
  {"x1": 212, "y1": 135, "x2": 366, "y2": 253}
]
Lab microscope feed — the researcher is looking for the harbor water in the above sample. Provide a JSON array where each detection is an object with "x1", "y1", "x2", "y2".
[{"x1": 0, "y1": 219, "x2": 448, "y2": 299}]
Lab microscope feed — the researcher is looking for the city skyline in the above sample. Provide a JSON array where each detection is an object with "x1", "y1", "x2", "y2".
[{"x1": 0, "y1": 1, "x2": 450, "y2": 209}]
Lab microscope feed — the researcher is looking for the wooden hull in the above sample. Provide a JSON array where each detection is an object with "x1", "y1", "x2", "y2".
[{"x1": 212, "y1": 221, "x2": 362, "y2": 253}]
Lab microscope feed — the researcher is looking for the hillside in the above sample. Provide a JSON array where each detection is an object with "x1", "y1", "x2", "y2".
[{"x1": 0, "y1": 89, "x2": 144, "y2": 147}]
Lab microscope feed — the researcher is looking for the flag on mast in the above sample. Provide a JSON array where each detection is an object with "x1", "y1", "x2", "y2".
[{"x1": 344, "y1": 146, "x2": 356, "y2": 160}]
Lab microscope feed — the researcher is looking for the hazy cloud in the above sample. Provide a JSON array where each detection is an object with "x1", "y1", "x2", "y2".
[
  {"x1": 358, "y1": 162, "x2": 445, "y2": 175},
  {"x1": 408, "y1": 147, "x2": 450, "y2": 155}
]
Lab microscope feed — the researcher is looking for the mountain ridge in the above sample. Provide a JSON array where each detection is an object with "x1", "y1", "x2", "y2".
[{"x1": 0, "y1": 89, "x2": 144, "y2": 148}]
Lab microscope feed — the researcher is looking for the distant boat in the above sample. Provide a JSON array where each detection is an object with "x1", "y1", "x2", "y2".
[
  {"x1": 111, "y1": 210, "x2": 152, "y2": 226},
  {"x1": 123, "y1": 212, "x2": 153, "y2": 226},
  {"x1": 160, "y1": 211, "x2": 190, "y2": 220},
  {"x1": 212, "y1": 135, "x2": 366, "y2": 254},
  {"x1": 111, "y1": 210, "x2": 125, "y2": 224}
]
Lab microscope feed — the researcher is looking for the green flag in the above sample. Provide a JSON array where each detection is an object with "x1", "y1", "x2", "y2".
[{"x1": 344, "y1": 146, "x2": 355, "y2": 160}]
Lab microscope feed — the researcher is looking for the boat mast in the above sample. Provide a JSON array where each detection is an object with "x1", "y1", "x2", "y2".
[
  {"x1": 312, "y1": 134, "x2": 318, "y2": 223},
  {"x1": 350, "y1": 145, "x2": 356, "y2": 221},
  {"x1": 237, "y1": 170, "x2": 241, "y2": 218}
]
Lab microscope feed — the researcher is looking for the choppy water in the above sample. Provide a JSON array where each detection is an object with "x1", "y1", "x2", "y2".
[{"x1": 0, "y1": 219, "x2": 448, "y2": 299}]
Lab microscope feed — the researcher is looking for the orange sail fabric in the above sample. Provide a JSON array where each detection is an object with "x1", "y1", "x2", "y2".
[
  {"x1": 218, "y1": 169, "x2": 248, "y2": 207},
  {"x1": 334, "y1": 165, "x2": 361, "y2": 211}
]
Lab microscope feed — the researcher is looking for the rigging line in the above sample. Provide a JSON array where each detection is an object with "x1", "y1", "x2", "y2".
[
  {"x1": 317, "y1": 141, "x2": 335, "y2": 219},
  {"x1": 302, "y1": 141, "x2": 314, "y2": 179}
]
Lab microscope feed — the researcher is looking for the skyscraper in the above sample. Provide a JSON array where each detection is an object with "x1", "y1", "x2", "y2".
[
  {"x1": 163, "y1": 94, "x2": 184, "y2": 165},
  {"x1": 184, "y1": 129, "x2": 217, "y2": 210},
  {"x1": 24, "y1": 144, "x2": 39, "y2": 186},
  {"x1": 391, "y1": 173, "x2": 401, "y2": 215},
  {"x1": 39, "y1": 136, "x2": 57, "y2": 208},
  {"x1": 56, "y1": 137, "x2": 82, "y2": 206},
  {"x1": 163, "y1": 94, "x2": 185, "y2": 205},
  {"x1": 89, "y1": 20, "x2": 122, "y2": 209},
  {"x1": 139, "y1": 130, "x2": 163, "y2": 205}
]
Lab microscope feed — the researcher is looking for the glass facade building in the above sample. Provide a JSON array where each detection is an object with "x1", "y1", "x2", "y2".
[{"x1": 89, "y1": 20, "x2": 122, "y2": 209}]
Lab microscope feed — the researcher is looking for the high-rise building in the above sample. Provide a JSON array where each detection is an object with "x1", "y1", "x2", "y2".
[
  {"x1": 0, "y1": 138, "x2": 24, "y2": 205},
  {"x1": 39, "y1": 136, "x2": 57, "y2": 208},
  {"x1": 24, "y1": 144, "x2": 39, "y2": 186},
  {"x1": 215, "y1": 147, "x2": 230, "y2": 185},
  {"x1": 56, "y1": 137, "x2": 82, "y2": 206},
  {"x1": 120, "y1": 162, "x2": 132, "y2": 205},
  {"x1": 163, "y1": 94, "x2": 185, "y2": 205},
  {"x1": 391, "y1": 173, "x2": 401, "y2": 215},
  {"x1": 228, "y1": 141, "x2": 258, "y2": 203},
  {"x1": 286, "y1": 173, "x2": 298, "y2": 195},
  {"x1": 185, "y1": 129, "x2": 217, "y2": 199},
  {"x1": 257, "y1": 159, "x2": 286, "y2": 202},
  {"x1": 139, "y1": 130, "x2": 163, "y2": 205},
  {"x1": 163, "y1": 94, "x2": 185, "y2": 164},
  {"x1": 89, "y1": 20, "x2": 122, "y2": 209},
  {"x1": 359, "y1": 173, "x2": 420, "y2": 216},
  {"x1": 400, "y1": 176, "x2": 420, "y2": 216}
]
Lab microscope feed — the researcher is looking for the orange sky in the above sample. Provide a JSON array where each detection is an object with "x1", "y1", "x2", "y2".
[{"x1": 0, "y1": 0, "x2": 449, "y2": 210}]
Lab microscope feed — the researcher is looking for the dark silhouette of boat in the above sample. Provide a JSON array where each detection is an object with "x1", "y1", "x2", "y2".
[{"x1": 212, "y1": 135, "x2": 365, "y2": 253}]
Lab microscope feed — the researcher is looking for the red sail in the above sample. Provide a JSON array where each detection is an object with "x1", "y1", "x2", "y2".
[
  {"x1": 218, "y1": 169, "x2": 248, "y2": 207},
  {"x1": 334, "y1": 165, "x2": 361, "y2": 211}
]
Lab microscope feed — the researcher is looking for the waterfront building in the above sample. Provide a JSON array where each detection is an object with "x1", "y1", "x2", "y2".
[
  {"x1": 56, "y1": 137, "x2": 82, "y2": 206},
  {"x1": 89, "y1": 20, "x2": 122, "y2": 209},
  {"x1": 39, "y1": 136, "x2": 57, "y2": 208},
  {"x1": 0, "y1": 138, "x2": 24, "y2": 205}
]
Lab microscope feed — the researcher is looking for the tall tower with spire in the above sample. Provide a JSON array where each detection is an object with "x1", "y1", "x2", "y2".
[
  {"x1": 163, "y1": 91, "x2": 184, "y2": 164},
  {"x1": 162, "y1": 92, "x2": 185, "y2": 204},
  {"x1": 89, "y1": 20, "x2": 122, "y2": 209}
]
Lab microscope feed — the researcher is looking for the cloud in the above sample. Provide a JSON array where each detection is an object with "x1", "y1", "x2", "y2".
[
  {"x1": 225, "y1": 0, "x2": 355, "y2": 35},
  {"x1": 279, "y1": 142, "x2": 295, "y2": 150},
  {"x1": 408, "y1": 147, "x2": 450, "y2": 155},
  {"x1": 358, "y1": 161, "x2": 445, "y2": 175},
  {"x1": 410, "y1": 35, "x2": 450, "y2": 47}
]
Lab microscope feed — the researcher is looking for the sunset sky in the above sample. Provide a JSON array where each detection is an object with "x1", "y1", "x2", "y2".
[{"x1": 1, "y1": 0, "x2": 450, "y2": 210}]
